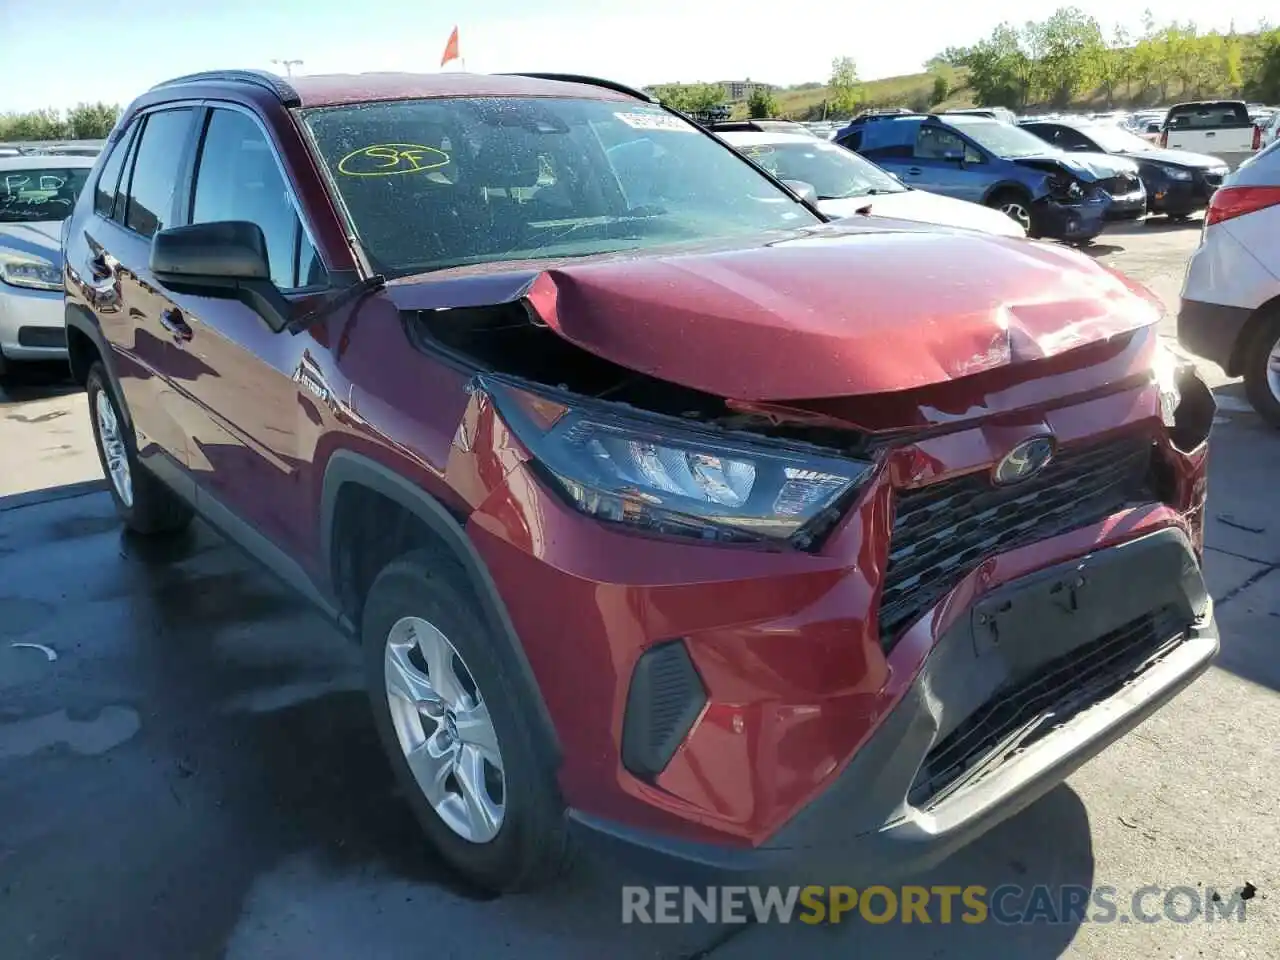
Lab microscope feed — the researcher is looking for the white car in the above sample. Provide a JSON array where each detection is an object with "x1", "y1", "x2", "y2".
[
  {"x1": 1261, "y1": 110, "x2": 1280, "y2": 149},
  {"x1": 0, "y1": 154, "x2": 95, "y2": 385},
  {"x1": 1178, "y1": 139, "x2": 1280, "y2": 424},
  {"x1": 719, "y1": 131, "x2": 1026, "y2": 238}
]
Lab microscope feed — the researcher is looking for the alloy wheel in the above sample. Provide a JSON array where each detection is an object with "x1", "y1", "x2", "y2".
[
  {"x1": 1267, "y1": 333, "x2": 1280, "y2": 403},
  {"x1": 95, "y1": 390, "x2": 133, "y2": 508},
  {"x1": 1000, "y1": 201, "x2": 1032, "y2": 233},
  {"x1": 384, "y1": 615, "x2": 506, "y2": 843}
]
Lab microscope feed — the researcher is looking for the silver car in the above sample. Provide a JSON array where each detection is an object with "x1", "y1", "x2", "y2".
[{"x1": 0, "y1": 154, "x2": 94, "y2": 383}]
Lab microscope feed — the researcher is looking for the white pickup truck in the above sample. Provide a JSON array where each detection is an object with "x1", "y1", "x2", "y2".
[{"x1": 1161, "y1": 100, "x2": 1261, "y2": 169}]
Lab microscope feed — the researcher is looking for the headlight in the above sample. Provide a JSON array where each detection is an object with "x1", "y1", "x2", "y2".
[
  {"x1": 1153, "y1": 341, "x2": 1182, "y2": 427},
  {"x1": 486, "y1": 380, "x2": 875, "y2": 549},
  {"x1": 1156, "y1": 164, "x2": 1193, "y2": 181},
  {"x1": 0, "y1": 255, "x2": 61, "y2": 291}
]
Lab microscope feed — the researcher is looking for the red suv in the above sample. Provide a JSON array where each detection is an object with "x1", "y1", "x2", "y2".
[{"x1": 63, "y1": 70, "x2": 1219, "y2": 892}]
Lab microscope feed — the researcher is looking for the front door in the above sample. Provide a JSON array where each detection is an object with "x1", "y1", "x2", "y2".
[
  {"x1": 150, "y1": 106, "x2": 331, "y2": 560},
  {"x1": 904, "y1": 126, "x2": 989, "y2": 203}
]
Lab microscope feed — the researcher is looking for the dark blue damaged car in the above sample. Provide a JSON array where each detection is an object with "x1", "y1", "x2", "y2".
[{"x1": 836, "y1": 113, "x2": 1144, "y2": 244}]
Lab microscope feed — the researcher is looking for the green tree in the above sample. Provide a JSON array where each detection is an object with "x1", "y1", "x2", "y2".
[
  {"x1": 948, "y1": 23, "x2": 1032, "y2": 108},
  {"x1": 68, "y1": 102, "x2": 121, "y2": 139},
  {"x1": 929, "y1": 74, "x2": 950, "y2": 105},
  {"x1": 828, "y1": 56, "x2": 862, "y2": 116},
  {"x1": 747, "y1": 86, "x2": 778, "y2": 118},
  {"x1": 648, "y1": 83, "x2": 726, "y2": 115},
  {"x1": 1033, "y1": 7, "x2": 1106, "y2": 106},
  {"x1": 1245, "y1": 27, "x2": 1280, "y2": 101}
]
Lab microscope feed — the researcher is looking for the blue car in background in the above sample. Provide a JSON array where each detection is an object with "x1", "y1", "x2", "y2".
[{"x1": 835, "y1": 113, "x2": 1145, "y2": 243}]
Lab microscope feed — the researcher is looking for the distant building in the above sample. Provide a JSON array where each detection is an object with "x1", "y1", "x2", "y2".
[{"x1": 718, "y1": 80, "x2": 777, "y2": 102}]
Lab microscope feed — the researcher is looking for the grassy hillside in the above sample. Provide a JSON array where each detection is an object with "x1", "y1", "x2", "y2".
[{"x1": 750, "y1": 69, "x2": 974, "y2": 121}]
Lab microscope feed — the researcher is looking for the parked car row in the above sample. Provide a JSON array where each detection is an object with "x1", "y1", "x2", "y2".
[
  {"x1": 48, "y1": 68, "x2": 1219, "y2": 895},
  {"x1": 0, "y1": 154, "x2": 96, "y2": 382},
  {"x1": 834, "y1": 112, "x2": 1143, "y2": 243}
]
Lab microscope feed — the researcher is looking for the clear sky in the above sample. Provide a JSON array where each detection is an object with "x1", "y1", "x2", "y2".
[{"x1": 1, "y1": 0, "x2": 1274, "y2": 112}]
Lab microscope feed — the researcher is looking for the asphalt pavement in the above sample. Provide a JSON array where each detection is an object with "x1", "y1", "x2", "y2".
[{"x1": 0, "y1": 219, "x2": 1274, "y2": 959}]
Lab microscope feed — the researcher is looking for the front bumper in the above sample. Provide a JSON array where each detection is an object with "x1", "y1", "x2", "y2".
[
  {"x1": 1177, "y1": 298, "x2": 1254, "y2": 373},
  {"x1": 572, "y1": 528, "x2": 1217, "y2": 885},
  {"x1": 1035, "y1": 196, "x2": 1107, "y2": 241},
  {"x1": 1104, "y1": 188, "x2": 1148, "y2": 220},
  {"x1": 1148, "y1": 176, "x2": 1220, "y2": 217},
  {"x1": 0, "y1": 285, "x2": 66, "y2": 362}
]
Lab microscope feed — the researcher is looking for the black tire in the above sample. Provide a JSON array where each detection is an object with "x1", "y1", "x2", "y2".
[
  {"x1": 1242, "y1": 310, "x2": 1280, "y2": 429},
  {"x1": 986, "y1": 188, "x2": 1036, "y2": 237},
  {"x1": 361, "y1": 550, "x2": 571, "y2": 893},
  {"x1": 86, "y1": 362, "x2": 193, "y2": 535}
]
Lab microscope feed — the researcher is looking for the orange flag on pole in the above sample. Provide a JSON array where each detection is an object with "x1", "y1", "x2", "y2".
[{"x1": 441, "y1": 27, "x2": 460, "y2": 67}]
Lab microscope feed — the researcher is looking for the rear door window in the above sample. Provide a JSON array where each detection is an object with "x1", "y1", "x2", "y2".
[
  {"x1": 189, "y1": 108, "x2": 323, "y2": 290},
  {"x1": 123, "y1": 108, "x2": 196, "y2": 237},
  {"x1": 93, "y1": 122, "x2": 137, "y2": 220}
]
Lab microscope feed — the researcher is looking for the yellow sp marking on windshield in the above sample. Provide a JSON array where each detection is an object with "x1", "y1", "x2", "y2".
[{"x1": 337, "y1": 143, "x2": 450, "y2": 176}]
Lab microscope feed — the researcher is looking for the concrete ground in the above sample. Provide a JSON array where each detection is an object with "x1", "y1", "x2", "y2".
[{"x1": 0, "y1": 219, "x2": 1274, "y2": 959}]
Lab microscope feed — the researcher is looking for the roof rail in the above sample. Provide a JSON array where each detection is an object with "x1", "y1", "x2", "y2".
[
  {"x1": 149, "y1": 69, "x2": 300, "y2": 107},
  {"x1": 502, "y1": 73, "x2": 656, "y2": 103}
]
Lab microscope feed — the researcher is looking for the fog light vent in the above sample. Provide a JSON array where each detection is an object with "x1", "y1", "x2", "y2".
[{"x1": 621, "y1": 640, "x2": 707, "y2": 778}]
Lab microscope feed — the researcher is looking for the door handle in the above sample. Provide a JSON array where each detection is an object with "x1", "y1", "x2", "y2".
[
  {"x1": 906, "y1": 167, "x2": 923, "y2": 176},
  {"x1": 1204, "y1": 131, "x2": 1216, "y2": 137},
  {"x1": 160, "y1": 307, "x2": 193, "y2": 343}
]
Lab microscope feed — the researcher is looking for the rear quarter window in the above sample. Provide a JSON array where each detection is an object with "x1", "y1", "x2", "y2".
[{"x1": 1167, "y1": 103, "x2": 1251, "y2": 129}]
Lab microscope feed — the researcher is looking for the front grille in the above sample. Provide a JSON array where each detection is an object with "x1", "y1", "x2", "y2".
[
  {"x1": 907, "y1": 607, "x2": 1186, "y2": 808},
  {"x1": 879, "y1": 432, "x2": 1157, "y2": 647},
  {"x1": 17, "y1": 326, "x2": 66, "y2": 348},
  {"x1": 1099, "y1": 175, "x2": 1140, "y2": 196}
]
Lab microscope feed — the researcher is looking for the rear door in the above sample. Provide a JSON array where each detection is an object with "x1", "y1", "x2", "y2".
[
  {"x1": 151, "y1": 104, "x2": 331, "y2": 560},
  {"x1": 904, "y1": 125, "x2": 989, "y2": 202},
  {"x1": 79, "y1": 107, "x2": 200, "y2": 483}
]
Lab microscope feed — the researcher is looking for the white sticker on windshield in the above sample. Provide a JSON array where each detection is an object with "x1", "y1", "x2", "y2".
[{"x1": 614, "y1": 111, "x2": 694, "y2": 132}]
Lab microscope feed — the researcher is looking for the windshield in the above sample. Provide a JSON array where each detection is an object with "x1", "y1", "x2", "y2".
[
  {"x1": 947, "y1": 119, "x2": 1055, "y2": 158},
  {"x1": 1078, "y1": 124, "x2": 1153, "y2": 153},
  {"x1": 0, "y1": 166, "x2": 90, "y2": 222},
  {"x1": 302, "y1": 97, "x2": 820, "y2": 276},
  {"x1": 734, "y1": 140, "x2": 905, "y2": 200}
]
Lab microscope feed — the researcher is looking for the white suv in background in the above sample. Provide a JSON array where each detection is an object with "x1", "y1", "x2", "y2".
[{"x1": 1179, "y1": 140, "x2": 1280, "y2": 424}]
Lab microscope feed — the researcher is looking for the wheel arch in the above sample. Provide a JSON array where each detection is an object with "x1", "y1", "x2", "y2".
[
  {"x1": 981, "y1": 180, "x2": 1034, "y2": 206},
  {"x1": 64, "y1": 303, "x2": 134, "y2": 430},
  {"x1": 319, "y1": 448, "x2": 562, "y2": 762},
  {"x1": 1227, "y1": 294, "x2": 1280, "y2": 378}
]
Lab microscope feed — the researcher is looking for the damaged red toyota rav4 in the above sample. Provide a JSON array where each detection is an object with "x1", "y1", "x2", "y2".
[{"x1": 63, "y1": 70, "x2": 1219, "y2": 892}]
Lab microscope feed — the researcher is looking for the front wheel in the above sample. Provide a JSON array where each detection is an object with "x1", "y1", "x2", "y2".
[
  {"x1": 987, "y1": 191, "x2": 1034, "y2": 236},
  {"x1": 86, "y1": 362, "x2": 193, "y2": 535},
  {"x1": 361, "y1": 551, "x2": 571, "y2": 892},
  {"x1": 1242, "y1": 311, "x2": 1280, "y2": 428}
]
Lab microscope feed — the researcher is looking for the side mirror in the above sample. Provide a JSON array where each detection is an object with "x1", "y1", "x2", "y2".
[
  {"x1": 781, "y1": 179, "x2": 818, "y2": 203},
  {"x1": 150, "y1": 221, "x2": 293, "y2": 333},
  {"x1": 943, "y1": 149, "x2": 965, "y2": 165}
]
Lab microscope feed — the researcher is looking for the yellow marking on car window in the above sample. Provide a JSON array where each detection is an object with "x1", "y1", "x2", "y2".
[{"x1": 337, "y1": 143, "x2": 450, "y2": 177}]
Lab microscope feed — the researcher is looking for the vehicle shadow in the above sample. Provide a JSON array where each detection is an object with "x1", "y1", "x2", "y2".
[
  {"x1": 0, "y1": 360, "x2": 79, "y2": 404},
  {"x1": 0, "y1": 493, "x2": 733, "y2": 960},
  {"x1": 726, "y1": 785, "x2": 1094, "y2": 958},
  {"x1": 1200, "y1": 383, "x2": 1280, "y2": 694}
]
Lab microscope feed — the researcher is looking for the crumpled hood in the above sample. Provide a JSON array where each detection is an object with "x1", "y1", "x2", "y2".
[
  {"x1": 0, "y1": 220, "x2": 63, "y2": 265},
  {"x1": 1013, "y1": 151, "x2": 1139, "y2": 180},
  {"x1": 1130, "y1": 147, "x2": 1227, "y2": 170},
  {"x1": 389, "y1": 221, "x2": 1161, "y2": 401}
]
